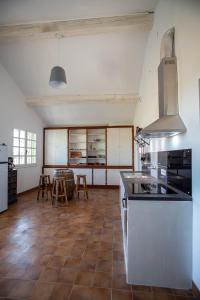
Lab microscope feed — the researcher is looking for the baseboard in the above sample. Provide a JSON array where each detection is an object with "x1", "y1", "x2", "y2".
[
  {"x1": 17, "y1": 185, "x2": 118, "y2": 197},
  {"x1": 192, "y1": 281, "x2": 200, "y2": 300},
  {"x1": 17, "y1": 186, "x2": 38, "y2": 197},
  {"x1": 88, "y1": 185, "x2": 119, "y2": 189}
]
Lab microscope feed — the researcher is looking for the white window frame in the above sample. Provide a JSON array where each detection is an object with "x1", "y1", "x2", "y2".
[{"x1": 13, "y1": 128, "x2": 37, "y2": 167}]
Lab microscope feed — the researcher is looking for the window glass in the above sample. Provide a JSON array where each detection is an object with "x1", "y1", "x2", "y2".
[
  {"x1": 27, "y1": 132, "x2": 32, "y2": 140},
  {"x1": 32, "y1": 149, "x2": 36, "y2": 156},
  {"x1": 13, "y1": 128, "x2": 37, "y2": 166},
  {"x1": 32, "y1": 141, "x2": 36, "y2": 148},
  {"x1": 13, "y1": 138, "x2": 19, "y2": 147},
  {"x1": 13, "y1": 129, "x2": 19, "y2": 138},
  {"x1": 32, "y1": 157, "x2": 36, "y2": 164},
  {"x1": 20, "y1": 148, "x2": 25, "y2": 156},
  {"x1": 13, "y1": 147, "x2": 19, "y2": 156},
  {"x1": 13, "y1": 157, "x2": 19, "y2": 165},
  {"x1": 27, "y1": 148, "x2": 32, "y2": 155},
  {"x1": 20, "y1": 139, "x2": 25, "y2": 147},
  {"x1": 20, "y1": 130, "x2": 25, "y2": 139},
  {"x1": 20, "y1": 157, "x2": 25, "y2": 165},
  {"x1": 27, "y1": 157, "x2": 32, "y2": 164}
]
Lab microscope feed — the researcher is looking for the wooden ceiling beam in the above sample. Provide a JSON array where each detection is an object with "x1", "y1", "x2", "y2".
[
  {"x1": 26, "y1": 93, "x2": 139, "y2": 106},
  {"x1": 0, "y1": 13, "x2": 153, "y2": 41}
]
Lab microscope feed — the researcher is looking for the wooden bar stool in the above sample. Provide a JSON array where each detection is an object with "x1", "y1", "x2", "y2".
[
  {"x1": 37, "y1": 174, "x2": 52, "y2": 201},
  {"x1": 52, "y1": 177, "x2": 68, "y2": 207},
  {"x1": 76, "y1": 175, "x2": 89, "y2": 200}
]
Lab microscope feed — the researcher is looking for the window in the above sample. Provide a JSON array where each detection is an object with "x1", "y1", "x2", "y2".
[
  {"x1": 26, "y1": 132, "x2": 37, "y2": 165},
  {"x1": 13, "y1": 129, "x2": 37, "y2": 166}
]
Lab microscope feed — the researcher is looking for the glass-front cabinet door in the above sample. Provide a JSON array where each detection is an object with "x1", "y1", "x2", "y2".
[
  {"x1": 87, "y1": 128, "x2": 106, "y2": 166},
  {"x1": 68, "y1": 129, "x2": 87, "y2": 166}
]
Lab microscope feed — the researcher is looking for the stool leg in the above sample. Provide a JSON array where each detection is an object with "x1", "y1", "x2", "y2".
[
  {"x1": 63, "y1": 181, "x2": 68, "y2": 206},
  {"x1": 52, "y1": 179, "x2": 55, "y2": 206},
  {"x1": 55, "y1": 181, "x2": 59, "y2": 207},
  {"x1": 83, "y1": 177, "x2": 88, "y2": 200},
  {"x1": 43, "y1": 177, "x2": 48, "y2": 201},
  {"x1": 37, "y1": 177, "x2": 42, "y2": 200},
  {"x1": 41, "y1": 177, "x2": 45, "y2": 199},
  {"x1": 48, "y1": 176, "x2": 52, "y2": 200},
  {"x1": 76, "y1": 177, "x2": 80, "y2": 199}
]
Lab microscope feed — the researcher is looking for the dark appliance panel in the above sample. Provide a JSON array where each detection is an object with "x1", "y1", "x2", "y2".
[
  {"x1": 167, "y1": 149, "x2": 192, "y2": 196},
  {"x1": 132, "y1": 183, "x2": 177, "y2": 195}
]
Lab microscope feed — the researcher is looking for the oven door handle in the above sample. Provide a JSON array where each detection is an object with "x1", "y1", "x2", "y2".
[{"x1": 122, "y1": 198, "x2": 127, "y2": 209}]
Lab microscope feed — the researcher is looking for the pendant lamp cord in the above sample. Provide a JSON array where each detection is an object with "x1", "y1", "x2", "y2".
[{"x1": 55, "y1": 32, "x2": 64, "y2": 67}]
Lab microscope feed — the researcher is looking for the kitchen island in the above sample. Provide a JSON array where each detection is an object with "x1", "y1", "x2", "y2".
[{"x1": 120, "y1": 171, "x2": 192, "y2": 289}]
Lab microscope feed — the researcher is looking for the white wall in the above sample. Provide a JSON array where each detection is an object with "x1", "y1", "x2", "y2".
[
  {"x1": 134, "y1": 0, "x2": 200, "y2": 289},
  {"x1": 0, "y1": 63, "x2": 44, "y2": 193}
]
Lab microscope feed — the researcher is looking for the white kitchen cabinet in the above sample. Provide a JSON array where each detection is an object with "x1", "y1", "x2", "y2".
[
  {"x1": 71, "y1": 168, "x2": 92, "y2": 185},
  {"x1": 45, "y1": 129, "x2": 68, "y2": 165},
  {"x1": 93, "y1": 169, "x2": 106, "y2": 185},
  {"x1": 107, "y1": 128, "x2": 132, "y2": 166},
  {"x1": 107, "y1": 169, "x2": 131, "y2": 185},
  {"x1": 107, "y1": 128, "x2": 120, "y2": 165},
  {"x1": 119, "y1": 128, "x2": 132, "y2": 165},
  {"x1": 107, "y1": 169, "x2": 119, "y2": 185}
]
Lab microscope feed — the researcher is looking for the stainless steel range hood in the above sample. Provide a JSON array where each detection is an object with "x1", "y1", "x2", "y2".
[{"x1": 141, "y1": 56, "x2": 186, "y2": 138}]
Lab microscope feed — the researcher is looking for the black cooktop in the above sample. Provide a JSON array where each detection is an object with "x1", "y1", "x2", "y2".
[{"x1": 132, "y1": 183, "x2": 177, "y2": 195}]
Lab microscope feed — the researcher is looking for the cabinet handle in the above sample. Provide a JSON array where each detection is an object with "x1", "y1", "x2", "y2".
[{"x1": 122, "y1": 198, "x2": 127, "y2": 208}]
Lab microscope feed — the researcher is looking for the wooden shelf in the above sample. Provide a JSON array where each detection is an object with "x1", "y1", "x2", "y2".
[
  {"x1": 69, "y1": 149, "x2": 86, "y2": 151},
  {"x1": 68, "y1": 128, "x2": 106, "y2": 166}
]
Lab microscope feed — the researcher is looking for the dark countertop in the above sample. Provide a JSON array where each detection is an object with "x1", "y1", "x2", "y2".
[{"x1": 120, "y1": 171, "x2": 192, "y2": 201}]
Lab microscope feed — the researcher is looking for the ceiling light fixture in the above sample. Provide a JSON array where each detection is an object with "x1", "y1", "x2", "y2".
[{"x1": 49, "y1": 33, "x2": 67, "y2": 88}]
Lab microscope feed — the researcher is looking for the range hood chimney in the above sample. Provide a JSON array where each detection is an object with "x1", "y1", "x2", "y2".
[{"x1": 141, "y1": 28, "x2": 186, "y2": 138}]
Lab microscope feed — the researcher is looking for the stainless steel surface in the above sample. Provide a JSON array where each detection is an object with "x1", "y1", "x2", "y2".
[
  {"x1": 123, "y1": 172, "x2": 150, "y2": 179},
  {"x1": 140, "y1": 31, "x2": 186, "y2": 138},
  {"x1": 141, "y1": 115, "x2": 186, "y2": 138},
  {"x1": 160, "y1": 27, "x2": 175, "y2": 60}
]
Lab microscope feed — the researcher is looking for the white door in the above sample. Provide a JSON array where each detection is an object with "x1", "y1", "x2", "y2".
[
  {"x1": 107, "y1": 128, "x2": 120, "y2": 165},
  {"x1": 45, "y1": 129, "x2": 68, "y2": 165},
  {"x1": 119, "y1": 128, "x2": 133, "y2": 165},
  {"x1": 93, "y1": 169, "x2": 106, "y2": 185}
]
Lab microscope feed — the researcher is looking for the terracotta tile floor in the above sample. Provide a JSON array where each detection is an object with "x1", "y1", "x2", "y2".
[{"x1": 0, "y1": 189, "x2": 195, "y2": 300}]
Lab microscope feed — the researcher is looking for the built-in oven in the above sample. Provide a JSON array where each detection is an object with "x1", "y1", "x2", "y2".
[{"x1": 157, "y1": 149, "x2": 192, "y2": 196}]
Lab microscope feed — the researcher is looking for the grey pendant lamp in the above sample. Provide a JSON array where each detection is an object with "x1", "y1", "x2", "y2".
[
  {"x1": 49, "y1": 66, "x2": 67, "y2": 88},
  {"x1": 49, "y1": 34, "x2": 67, "y2": 88}
]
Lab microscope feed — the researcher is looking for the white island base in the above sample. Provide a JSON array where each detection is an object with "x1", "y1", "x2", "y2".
[{"x1": 120, "y1": 179, "x2": 192, "y2": 289}]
